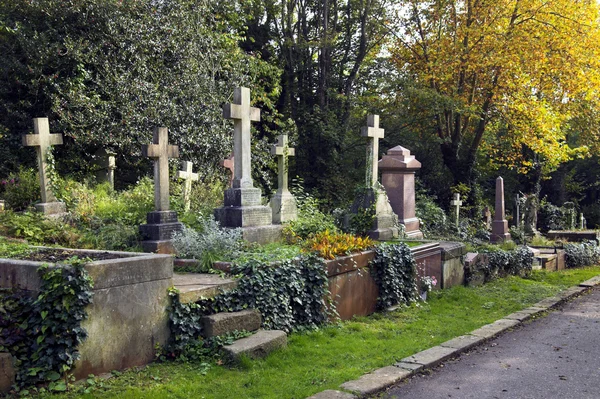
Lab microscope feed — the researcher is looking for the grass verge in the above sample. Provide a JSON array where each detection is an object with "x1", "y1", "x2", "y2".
[{"x1": 41, "y1": 266, "x2": 600, "y2": 399}]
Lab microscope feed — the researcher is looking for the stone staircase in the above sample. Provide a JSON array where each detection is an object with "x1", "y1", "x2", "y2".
[{"x1": 173, "y1": 273, "x2": 287, "y2": 362}]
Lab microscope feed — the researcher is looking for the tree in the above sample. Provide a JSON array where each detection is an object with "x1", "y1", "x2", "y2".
[{"x1": 389, "y1": 0, "x2": 600, "y2": 190}]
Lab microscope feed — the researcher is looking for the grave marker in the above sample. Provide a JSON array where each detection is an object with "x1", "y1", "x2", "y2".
[
  {"x1": 580, "y1": 213, "x2": 586, "y2": 230},
  {"x1": 362, "y1": 115, "x2": 385, "y2": 188},
  {"x1": 450, "y1": 193, "x2": 462, "y2": 228},
  {"x1": 177, "y1": 161, "x2": 198, "y2": 211},
  {"x1": 94, "y1": 148, "x2": 116, "y2": 190},
  {"x1": 491, "y1": 176, "x2": 510, "y2": 243},
  {"x1": 22, "y1": 117, "x2": 66, "y2": 215},
  {"x1": 270, "y1": 134, "x2": 297, "y2": 223},
  {"x1": 220, "y1": 153, "x2": 234, "y2": 188}
]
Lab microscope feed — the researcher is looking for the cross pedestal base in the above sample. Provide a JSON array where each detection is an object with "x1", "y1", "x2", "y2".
[
  {"x1": 491, "y1": 220, "x2": 511, "y2": 243},
  {"x1": 270, "y1": 191, "x2": 298, "y2": 224},
  {"x1": 139, "y1": 211, "x2": 183, "y2": 254},
  {"x1": 240, "y1": 225, "x2": 283, "y2": 245},
  {"x1": 35, "y1": 201, "x2": 66, "y2": 216},
  {"x1": 346, "y1": 188, "x2": 400, "y2": 240}
]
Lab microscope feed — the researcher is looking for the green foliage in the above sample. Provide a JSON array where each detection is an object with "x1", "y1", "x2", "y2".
[
  {"x1": 415, "y1": 193, "x2": 450, "y2": 237},
  {"x1": 564, "y1": 241, "x2": 600, "y2": 268},
  {"x1": 0, "y1": 167, "x2": 39, "y2": 211},
  {"x1": 0, "y1": 237, "x2": 33, "y2": 258},
  {"x1": 301, "y1": 230, "x2": 374, "y2": 260},
  {"x1": 475, "y1": 246, "x2": 534, "y2": 282},
  {"x1": 166, "y1": 288, "x2": 205, "y2": 360},
  {"x1": 0, "y1": 257, "x2": 93, "y2": 390},
  {"x1": 369, "y1": 243, "x2": 418, "y2": 309},
  {"x1": 0, "y1": 211, "x2": 80, "y2": 246}
]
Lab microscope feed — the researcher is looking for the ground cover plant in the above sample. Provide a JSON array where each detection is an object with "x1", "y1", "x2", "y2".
[{"x1": 31, "y1": 266, "x2": 600, "y2": 399}]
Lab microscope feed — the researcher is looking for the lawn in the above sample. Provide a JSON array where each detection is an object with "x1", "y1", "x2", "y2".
[{"x1": 42, "y1": 266, "x2": 600, "y2": 399}]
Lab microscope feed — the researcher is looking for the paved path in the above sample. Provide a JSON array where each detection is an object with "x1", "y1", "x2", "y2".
[{"x1": 379, "y1": 287, "x2": 600, "y2": 399}]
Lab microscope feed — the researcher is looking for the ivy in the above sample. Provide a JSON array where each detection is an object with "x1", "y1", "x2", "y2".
[
  {"x1": 564, "y1": 240, "x2": 600, "y2": 268},
  {"x1": 369, "y1": 243, "x2": 418, "y2": 309},
  {"x1": 480, "y1": 246, "x2": 534, "y2": 282},
  {"x1": 0, "y1": 257, "x2": 93, "y2": 391}
]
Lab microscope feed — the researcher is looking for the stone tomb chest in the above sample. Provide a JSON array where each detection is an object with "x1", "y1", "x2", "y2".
[{"x1": 0, "y1": 248, "x2": 173, "y2": 379}]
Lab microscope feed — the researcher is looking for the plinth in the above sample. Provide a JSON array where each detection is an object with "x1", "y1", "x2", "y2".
[{"x1": 139, "y1": 211, "x2": 183, "y2": 253}]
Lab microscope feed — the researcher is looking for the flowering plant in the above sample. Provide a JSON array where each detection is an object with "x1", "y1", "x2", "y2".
[{"x1": 420, "y1": 275, "x2": 437, "y2": 292}]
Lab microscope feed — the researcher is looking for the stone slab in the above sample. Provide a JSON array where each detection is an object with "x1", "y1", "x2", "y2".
[
  {"x1": 173, "y1": 273, "x2": 238, "y2": 303},
  {"x1": 440, "y1": 334, "x2": 486, "y2": 351},
  {"x1": 580, "y1": 275, "x2": 600, "y2": 287},
  {"x1": 400, "y1": 346, "x2": 457, "y2": 367},
  {"x1": 141, "y1": 239, "x2": 177, "y2": 254},
  {"x1": 547, "y1": 230, "x2": 600, "y2": 243},
  {"x1": 306, "y1": 390, "x2": 357, "y2": 399},
  {"x1": 223, "y1": 330, "x2": 287, "y2": 362},
  {"x1": 339, "y1": 366, "x2": 411, "y2": 396},
  {"x1": 201, "y1": 309, "x2": 261, "y2": 338},
  {"x1": 139, "y1": 221, "x2": 183, "y2": 241},
  {"x1": 240, "y1": 224, "x2": 283, "y2": 244},
  {"x1": 470, "y1": 319, "x2": 519, "y2": 339},
  {"x1": 533, "y1": 296, "x2": 563, "y2": 309},
  {"x1": 215, "y1": 205, "x2": 273, "y2": 227},
  {"x1": 439, "y1": 241, "x2": 467, "y2": 260},
  {"x1": 556, "y1": 286, "x2": 589, "y2": 300},
  {"x1": 503, "y1": 311, "x2": 537, "y2": 322},
  {"x1": 223, "y1": 187, "x2": 263, "y2": 207},
  {"x1": 146, "y1": 210, "x2": 180, "y2": 224},
  {"x1": 34, "y1": 201, "x2": 66, "y2": 215},
  {"x1": 0, "y1": 353, "x2": 15, "y2": 394}
]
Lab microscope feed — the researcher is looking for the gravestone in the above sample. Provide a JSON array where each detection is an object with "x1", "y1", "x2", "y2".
[
  {"x1": 177, "y1": 161, "x2": 198, "y2": 212},
  {"x1": 269, "y1": 134, "x2": 298, "y2": 223},
  {"x1": 482, "y1": 206, "x2": 492, "y2": 229},
  {"x1": 139, "y1": 127, "x2": 183, "y2": 253},
  {"x1": 580, "y1": 213, "x2": 586, "y2": 230},
  {"x1": 94, "y1": 148, "x2": 116, "y2": 190},
  {"x1": 450, "y1": 193, "x2": 462, "y2": 228},
  {"x1": 563, "y1": 202, "x2": 576, "y2": 229},
  {"x1": 348, "y1": 115, "x2": 399, "y2": 240},
  {"x1": 513, "y1": 193, "x2": 521, "y2": 227},
  {"x1": 491, "y1": 176, "x2": 510, "y2": 243},
  {"x1": 379, "y1": 145, "x2": 423, "y2": 238},
  {"x1": 221, "y1": 153, "x2": 234, "y2": 188},
  {"x1": 214, "y1": 87, "x2": 281, "y2": 244},
  {"x1": 22, "y1": 117, "x2": 66, "y2": 215},
  {"x1": 523, "y1": 194, "x2": 539, "y2": 236}
]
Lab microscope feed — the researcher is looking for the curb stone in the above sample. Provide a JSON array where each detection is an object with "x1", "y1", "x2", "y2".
[{"x1": 305, "y1": 277, "x2": 599, "y2": 399}]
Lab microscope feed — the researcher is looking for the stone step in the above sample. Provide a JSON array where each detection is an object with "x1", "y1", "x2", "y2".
[
  {"x1": 173, "y1": 273, "x2": 237, "y2": 304},
  {"x1": 223, "y1": 329, "x2": 287, "y2": 362},
  {"x1": 202, "y1": 309, "x2": 262, "y2": 338}
]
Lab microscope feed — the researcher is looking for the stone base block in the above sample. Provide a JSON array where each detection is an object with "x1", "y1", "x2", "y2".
[
  {"x1": 34, "y1": 201, "x2": 66, "y2": 215},
  {"x1": 201, "y1": 309, "x2": 261, "y2": 338},
  {"x1": 0, "y1": 353, "x2": 15, "y2": 394},
  {"x1": 241, "y1": 225, "x2": 283, "y2": 244},
  {"x1": 215, "y1": 205, "x2": 273, "y2": 228},
  {"x1": 270, "y1": 191, "x2": 298, "y2": 224},
  {"x1": 399, "y1": 217, "x2": 422, "y2": 238},
  {"x1": 139, "y1": 221, "x2": 183, "y2": 241},
  {"x1": 491, "y1": 220, "x2": 510, "y2": 243},
  {"x1": 141, "y1": 239, "x2": 176, "y2": 254},
  {"x1": 146, "y1": 210, "x2": 179, "y2": 224},
  {"x1": 223, "y1": 187, "x2": 262, "y2": 207},
  {"x1": 223, "y1": 330, "x2": 287, "y2": 362}
]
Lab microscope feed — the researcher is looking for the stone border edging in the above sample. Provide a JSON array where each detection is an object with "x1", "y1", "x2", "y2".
[{"x1": 305, "y1": 276, "x2": 600, "y2": 399}]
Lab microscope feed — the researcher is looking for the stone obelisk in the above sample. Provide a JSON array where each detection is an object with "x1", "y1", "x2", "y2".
[{"x1": 491, "y1": 176, "x2": 510, "y2": 243}]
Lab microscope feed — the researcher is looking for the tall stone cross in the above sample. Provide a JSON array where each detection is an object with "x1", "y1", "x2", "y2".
[
  {"x1": 223, "y1": 87, "x2": 260, "y2": 189},
  {"x1": 142, "y1": 127, "x2": 179, "y2": 211},
  {"x1": 271, "y1": 134, "x2": 294, "y2": 193},
  {"x1": 220, "y1": 153, "x2": 234, "y2": 188},
  {"x1": 361, "y1": 114, "x2": 384, "y2": 188},
  {"x1": 450, "y1": 193, "x2": 462, "y2": 227},
  {"x1": 177, "y1": 161, "x2": 198, "y2": 211},
  {"x1": 22, "y1": 117, "x2": 63, "y2": 203}
]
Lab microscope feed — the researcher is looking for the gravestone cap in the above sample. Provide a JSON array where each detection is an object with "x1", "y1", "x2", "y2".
[{"x1": 378, "y1": 146, "x2": 422, "y2": 171}]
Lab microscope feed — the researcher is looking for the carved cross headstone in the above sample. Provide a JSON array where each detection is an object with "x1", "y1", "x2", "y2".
[
  {"x1": 142, "y1": 127, "x2": 179, "y2": 211},
  {"x1": 271, "y1": 134, "x2": 294, "y2": 193},
  {"x1": 220, "y1": 153, "x2": 234, "y2": 188},
  {"x1": 223, "y1": 87, "x2": 260, "y2": 189},
  {"x1": 177, "y1": 161, "x2": 198, "y2": 211},
  {"x1": 450, "y1": 193, "x2": 462, "y2": 228},
  {"x1": 361, "y1": 115, "x2": 385, "y2": 188},
  {"x1": 22, "y1": 118, "x2": 63, "y2": 203}
]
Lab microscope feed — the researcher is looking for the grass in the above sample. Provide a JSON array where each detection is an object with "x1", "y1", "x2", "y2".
[{"x1": 41, "y1": 266, "x2": 600, "y2": 399}]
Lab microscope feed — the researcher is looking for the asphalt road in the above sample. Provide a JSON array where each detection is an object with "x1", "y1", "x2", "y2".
[{"x1": 379, "y1": 287, "x2": 600, "y2": 399}]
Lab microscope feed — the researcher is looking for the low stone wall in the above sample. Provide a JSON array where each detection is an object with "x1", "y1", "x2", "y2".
[
  {"x1": 547, "y1": 230, "x2": 600, "y2": 244},
  {"x1": 0, "y1": 248, "x2": 173, "y2": 381},
  {"x1": 439, "y1": 242, "x2": 466, "y2": 289}
]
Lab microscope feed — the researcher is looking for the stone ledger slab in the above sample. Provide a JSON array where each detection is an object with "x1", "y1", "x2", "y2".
[{"x1": 222, "y1": 330, "x2": 287, "y2": 362}]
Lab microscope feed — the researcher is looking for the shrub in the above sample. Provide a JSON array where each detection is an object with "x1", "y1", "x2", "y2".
[
  {"x1": 0, "y1": 167, "x2": 40, "y2": 211},
  {"x1": 0, "y1": 211, "x2": 80, "y2": 246},
  {"x1": 564, "y1": 241, "x2": 600, "y2": 268},
  {"x1": 302, "y1": 230, "x2": 374, "y2": 260},
  {"x1": 482, "y1": 246, "x2": 533, "y2": 281},
  {"x1": 538, "y1": 201, "x2": 565, "y2": 232},
  {"x1": 171, "y1": 216, "x2": 242, "y2": 271},
  {"x1": 79, "y1": 223, "x2": 141, "y2": 251},
  {"x1": 415, "y1": 194, "x2": 451, "y2": 237},
  {"x1": 370, "y1": 243, "x2": 418, "y2": 309}
]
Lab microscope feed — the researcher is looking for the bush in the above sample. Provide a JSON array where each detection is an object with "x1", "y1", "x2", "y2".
[
  {"x1": 171, "y1": 216, "x2": 242, "y2": 271},
  {"x1": 415, "y1": 194, "x2": 451, "y2": 237},
  {"x1": 283, "y1": 181, "x2": 337, "y2": 242},
  {"x1": 79, "y1": 223, "x2": 141, "y2": 251},
  {"x1": 482, "y1": 246, "x2": 533, "y2": 281},
  {"x1": 564, "y1": 241, "x2": 600, "y2": 268},
  {"x1": 302, "y1": 230, "x2": 374, "y2": 260},
  {"x1": 370, "y1": 243, "x2": 418, "y2": 309},
  {"x1": 0, "y1": 167, "x2": 40, "y2": 211},
  {"x1": 0, "y1": 211, "x2": 80, "y2": 246},
  {"x1": 538, "y1": 201, "x2": 565, "y2": 232}
]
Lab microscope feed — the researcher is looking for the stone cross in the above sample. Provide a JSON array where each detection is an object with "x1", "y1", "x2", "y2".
[
  {"x1": 271, "y1": 134, "x2": 295, "y2": 193},
  {"x1": 177, "y1": 161, "x2": 198, "y2": 211},
  {"x1": 491, "y1": 176, "x2": 510, "y2": 243},
  {"x1": 22, "y1": 117, "x2": 63, "y2": 203},
  {"x1": 514, "y1": 194, "x2": 521, "y2": 227},
  {"x1": 107, "y1": 154, "x2": 116, "y2": 189},
  {"x1": 220, "y1": 153, "x2": 234, "y2": 188},
  {"x1": 450, "y1": 193, "x2": 462, "y2": 227},
  {"x1": 361, "y1": 114, "x2": 385, "y2": 188},
  {"x1": 223, "y1": 87, "x2": 260, "y2": 189},
  {"x1": 142, "y1": 127, "x2": 179, "y2": 211},
  {"x1": 580, "y1": 213, "x2": 586, "y2": 230}
]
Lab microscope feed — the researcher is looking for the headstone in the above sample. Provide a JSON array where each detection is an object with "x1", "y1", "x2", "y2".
[
  {"x1": 220, "y1": 153, "x2": 234, "y2": 188},
  {"x1": 139, "y1": 127, "x2": 183, "y2": 253},
  {"x1": 269, "y1": 134, "x2": 298, "y2": 223},
  {"x1": 523, "y1": 193, "x2": 539, "y2": 236},
  {"x1": 379, "y1": 145, "x2": 423, "y2": 239},
  {"x1": 580, "y1": 213, "x2": 586, "y2": 230},
  {"x1": 177, "y1": 161, "x2": 199, "y2": 212},
  {"x1": 482, "y1": 206, "x2": 492, "y2": 229},
  {"x1": 514, "y1": 194, "x2": 521, "y2": 227},
  {"x1": 22, "y1": 117, "x2": 66, "y2": 215},
  {"x1": 347, "y1": 115, "x2": 399, "y2": 240},
  {"x1": 214, "y1": 87, "x2": 281, "y2": 244},
  {"x1": 563, "y1": 202, "x2": 575, "y2": 229},
  {"x1": 94, "y1": 148, "x2": 116, "y2": 190},
  {"x1": 491, "y1": 176, "x2": 510, "y2": 243},
  {"x1": 450, "y1": 193, "x2": 462, "y2": 228}
]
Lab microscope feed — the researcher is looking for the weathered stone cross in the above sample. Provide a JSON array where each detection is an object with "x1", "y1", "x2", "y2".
[
  {"x1": 177, "y1": 161, "x2": 198, "y2": 211},
  {"x1": 361, "y1": 114, "x2": 385, "y2": 188},
  {"x1": 142, "y1": 127, "x2": 179, "y2": 211},
  {"x1": 450, "y1": 193, "x2": 462, "y2": 227},
  {"x1": 271, "y1": 134, "x2": 295, "y2": 193},
  {"x1": 223, "y1": 87, "x2": 260, "y2": 189},
  {"x1": 22, "y1": 117, "x2": 63, "y2": 203}
]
